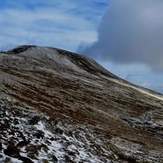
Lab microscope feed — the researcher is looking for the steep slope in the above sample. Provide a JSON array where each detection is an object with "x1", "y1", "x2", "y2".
[{"x1": 0, "y1": 45, "x2": 163, "y2": 163}]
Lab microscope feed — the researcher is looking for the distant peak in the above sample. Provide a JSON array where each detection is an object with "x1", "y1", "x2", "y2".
[
  {"x1": 5, "y1": 45, "x2": 36, "y2": 54},
  {"x1": 0, "y1": 45, "x2": 118, "y2": 79}
]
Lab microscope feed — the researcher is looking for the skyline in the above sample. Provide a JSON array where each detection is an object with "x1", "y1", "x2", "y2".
[{"x1": 0, "y1": 0, "x2": 163, "y2": 93}]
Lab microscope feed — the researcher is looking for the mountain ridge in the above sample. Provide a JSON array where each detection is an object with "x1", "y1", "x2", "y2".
[
  {"x1": 1, "y1": 45, "x2": 162, "y2": 96},
  {"x1": 0, "y1": 45, "x2": 163, "y2": 162}
]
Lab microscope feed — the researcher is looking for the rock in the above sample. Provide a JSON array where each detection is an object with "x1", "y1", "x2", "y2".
[
  {"x1": 0, "y1": 45, "x2": 163, "y2": 162},
  {"x1": 19, "y1": 156, "x2": 34, "y2": 163},
  {"x1": 17, "y1": 140, "x2": 30, "y2": 148},
  {"x1": 4, "y1": 143, "x2": 20, "y2": 158},
  {"x1": 49, "y1": 137, "x2": 55, "y2": 141},
  {"x1": 0, "y1": 142, "x2": 2, "y2": 151},
  {"x1": 33, "y1": 130, "x2": 45, "y2": 139},
  {"x1": 28, "y1": 116, "x2": 40, "y2": 125},
  {"x1": 13, "y1": 118, "x2": 19, "y2": 125},
  {"x1": 52, "y1": 155, "x2": 58, "y2": 162},
  {"x1": 64, "y1": 155, "x2": 75, "y2": 163},
  {"x1": 55, "y1": 127, "x2": 64, "y2": 135}
]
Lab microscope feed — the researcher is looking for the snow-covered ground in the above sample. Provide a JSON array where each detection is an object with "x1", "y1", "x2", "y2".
[{"x1": 0, "y1": 99, "x2": 113, "y2": 163}]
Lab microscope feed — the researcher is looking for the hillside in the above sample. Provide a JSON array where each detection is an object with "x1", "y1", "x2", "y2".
[{"x1": 0, "y1": 45, "x2": 163, "y2": 163}]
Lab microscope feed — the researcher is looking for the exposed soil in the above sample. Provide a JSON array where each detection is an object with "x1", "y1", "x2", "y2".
[{"x1": 0, "y1": 45, "x2": 163, "y2": 162}]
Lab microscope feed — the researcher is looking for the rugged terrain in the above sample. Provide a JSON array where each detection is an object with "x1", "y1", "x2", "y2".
[{"x1": 0, "y1": 45, "x2": 163, "y2": 163}]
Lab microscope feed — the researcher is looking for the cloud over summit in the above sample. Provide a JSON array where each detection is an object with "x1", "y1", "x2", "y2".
[
  {"x1": 85, "y1": 0, "x2": 163, "y2": 70},
  {"x1": 0, "y1": 0, "x2": 107, "y2": 51}
]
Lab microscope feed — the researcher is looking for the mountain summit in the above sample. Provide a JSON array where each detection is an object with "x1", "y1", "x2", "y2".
[{"x1": 0, "y1": 45, "x2": 163, "y2": 162}]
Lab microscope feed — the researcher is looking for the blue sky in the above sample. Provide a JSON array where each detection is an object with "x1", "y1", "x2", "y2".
[
  {"x1": 0, "y1": 0, "x2": 108, "y2": 50},
  {"x1": 0, "y1": 0, "x2": 163, "y2": 93}
]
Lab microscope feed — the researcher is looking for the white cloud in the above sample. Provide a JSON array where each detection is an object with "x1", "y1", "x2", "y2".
[
  {"x1": 0, "y1": 0, "x2": 107, "y2": 51},
  {"x1": 84, "y1": 0, "x2": 163, "y2": 70}
]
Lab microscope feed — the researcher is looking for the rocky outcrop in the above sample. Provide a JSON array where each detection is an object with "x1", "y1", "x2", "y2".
[{"x1": 0, "y1": 45, "x2": 163, "y2": 162}]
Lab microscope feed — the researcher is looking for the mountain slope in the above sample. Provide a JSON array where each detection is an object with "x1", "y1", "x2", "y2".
[{"x1": 0, "y1": 45, "x2": 163, "y2": 163}]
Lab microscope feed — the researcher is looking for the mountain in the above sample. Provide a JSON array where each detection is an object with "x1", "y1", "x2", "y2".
[{"x1": 0, "y1": 45, "x2": 163, "y2": 163}]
